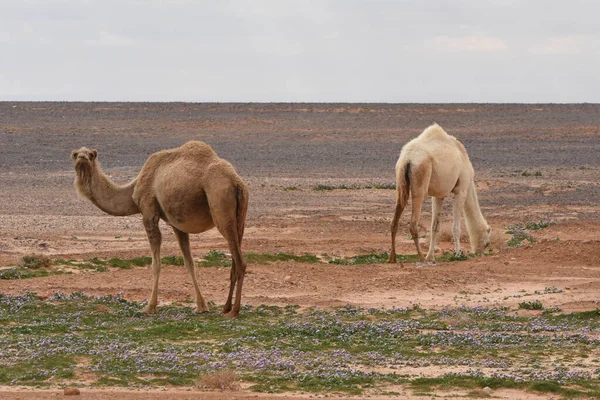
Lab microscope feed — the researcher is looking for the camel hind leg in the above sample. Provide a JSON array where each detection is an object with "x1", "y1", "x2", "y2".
[
  {"x1": 389, "y1": 161, "x2": 411, "y2": 264},
  {"x1": 219, "y1": 226, "x2": 246, "y2": 318},
  {"x1": 388, "y1": 199, "x2": 405, "y2": 263},
  {"x1": 208, "y1": 184, "x2": 247, "y2": 318},
  {"x1": 408, "y1": 162, "x2": 432, "y2": 261},
  {"x1": 173, "y1": 227, "x2": 209, "y2": 313}
]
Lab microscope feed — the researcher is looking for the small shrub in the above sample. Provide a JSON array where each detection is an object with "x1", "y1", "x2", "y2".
[
  {"x1": 20, "y1": 254, "x2": 51, "y2": 269},
  {"x1": 199, "y1": 250, "x2": 232, "y2": 267},
  {"x1": 519, "y1": 300, "x2": 543, "y2": 310},
  {"x1": 161, "y1": 255, "x2": 184, "y2": 266},
  {"x1": 523, "y1": 221, "x2": 555, "y2": 230},
  {"x1": 313, "y1": 184, "x2": 354, "y2": 191},
  {"x1": 198, "y1": 369, "x2": 239, "y2": 391},
  {"x1": 506, "y1": 229, "x2": 535, "y2": 248},
  {"x1": 438, "y1": 252, "x2": 470, "y2": 262},
  {"x1": 365, "y1": 183, "x2": 396, "y2": 190}
]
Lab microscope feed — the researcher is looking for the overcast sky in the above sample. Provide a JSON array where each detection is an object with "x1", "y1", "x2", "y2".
[{"x1": 1, "y1": 0, "x2": 598, "y2": 102}]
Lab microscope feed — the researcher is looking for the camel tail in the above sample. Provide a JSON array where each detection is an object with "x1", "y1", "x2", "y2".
[
  {"x1": 397, "y1": 161, "x2": 411, "y2": 211},
  {"x1": 388, "y1": 161, "x2": 411, "y2": 263},
  {"x1": 234, "y1": 182, "x2": 249, "y2": 245}
]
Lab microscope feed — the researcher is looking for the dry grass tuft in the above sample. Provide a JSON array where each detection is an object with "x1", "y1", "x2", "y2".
[
  {"x1": 19, "y1": 254, "x2": 51, "y2": 269},
  {"x1": 489, "y1": 228, "x2": 509, "y2": 251},
  {"x1": 198, "y1": 369, "x2": 240, "y2": 391},
  {"x1": 437, "y1": 222, "x2": 469, "y2": 243}
]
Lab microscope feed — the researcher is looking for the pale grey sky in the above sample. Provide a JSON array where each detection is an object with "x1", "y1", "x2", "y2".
[{"x1": 1, "y1": 0, "x2": 598, "y2": 102}]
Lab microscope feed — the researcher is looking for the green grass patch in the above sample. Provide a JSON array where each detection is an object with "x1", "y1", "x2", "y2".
[
  {"x1": 245, "y1": 253, "x2": 320, "y2": 264},
  {"x1": 0, "y1": 267, "x2": 53, "y2": 280},
  {"x1": 313, "y1": 183, "x2": 396, "y2": 191},
  {"x1": 521, "y1": 170, "x2": 543, "y2": 177},
  {"x1": 161, "y1": 255, "x2": 184, "y2": 266},
  {"x1": 437, "y1": 252, "x2": 472, "y2": 262},
  {"x1": 506, "y1": 230, "x2": 536, "y2": 248},
  {"x1": 365, "y1": 183, "x2": 396, "y2": 190},
  {"x1": 505, "y1": 220, "x2": 555, "y2": 248},
  {"x1": 2, "y1": 294, "x2": 600, "y2": 394},
  {"x1": 328, "y1": 251, "x2": 471, "y2": 265},
  {"x1": 329, "y1": 252, "x2": 395, "y2": 265}
]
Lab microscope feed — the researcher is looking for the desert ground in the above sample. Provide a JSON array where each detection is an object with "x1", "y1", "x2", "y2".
[{"x1": 0, "y1": 102, "x2": 599, "y2": 399}]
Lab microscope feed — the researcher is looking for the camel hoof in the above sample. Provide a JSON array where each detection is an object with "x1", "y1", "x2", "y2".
[
  {"x1": 194, "y1": 306, "x2": 209, "y2": 314},
  {"x1": 223, "y1": 310, "x2": 239, "y2": 319},
  {"x1": 142, "y1": 305, "x2": 157, "y2": 314}
]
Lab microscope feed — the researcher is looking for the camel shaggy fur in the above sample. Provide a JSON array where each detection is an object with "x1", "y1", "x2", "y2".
[
  {"x1": 388, "y1": 124, "x2": 490, "y2": 263},
  {"x1": 72, "y1": 141, "x2": 249, "y2": 318}
]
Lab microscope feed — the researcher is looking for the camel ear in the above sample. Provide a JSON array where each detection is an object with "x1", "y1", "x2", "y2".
[
  {"x1": 90, "y1": 149, "x2": 98, "y2": 160},
  {"x1": 71, "y1": 150, "x2": 78, "y2": 160}
]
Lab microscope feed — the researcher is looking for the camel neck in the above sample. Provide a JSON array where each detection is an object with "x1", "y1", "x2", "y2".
[
  {"x1": 463, "y1": 181, "x2": 486, "y2": 227},
  {"x1": 76, "y1": 163, "x2": 139, "y2": 216}
]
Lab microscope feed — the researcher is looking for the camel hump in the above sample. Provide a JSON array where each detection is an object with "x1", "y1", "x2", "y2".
[
  {"x1": 420, "y1": 123, "x2": 449, "y2": 139},
  {"x1": 177, "y1": 141, "x2": 219, "y2": 159}
]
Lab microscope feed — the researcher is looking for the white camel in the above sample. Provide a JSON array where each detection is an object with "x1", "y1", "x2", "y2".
[{"x1": 388, "y1": 123, "x2": 491, "y2": 263}]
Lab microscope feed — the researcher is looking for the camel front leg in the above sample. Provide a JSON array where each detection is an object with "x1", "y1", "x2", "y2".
[
  {"x1": 173, "y1": 227, "x2": 208, "y2": 313},
  {"x1": 143, "y1": 215, "x2": 162, "y2": 314},
  {"x1": 452, "y1": 192, "x2": 467, "y2": 255},
  {"x1": 426, "y1": 197, "x2": 444, "y2": 261}
]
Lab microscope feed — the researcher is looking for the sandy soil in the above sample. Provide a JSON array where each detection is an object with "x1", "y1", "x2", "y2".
[
  {"x1": 0, "y1": 387, "x2": 555, "y2": 400},
  {"x1": 0, "y1": 102, "x2": 599, "y2": 398}
]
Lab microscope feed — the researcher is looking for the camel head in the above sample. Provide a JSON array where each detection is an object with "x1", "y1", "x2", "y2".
[
  {"x1": 71, "y1": 147, "x2": 99, "y2": 191},
  {"x1": 473, "y1": 224, "x2": 492, "y2": 254},
  {"x1": 71, "y1": 147, "x2": 98, "y2": 167}
]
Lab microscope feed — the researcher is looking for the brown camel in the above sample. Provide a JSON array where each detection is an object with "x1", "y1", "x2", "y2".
[
  {"x1": 389, "y1": 123, "x2": 490, "y2": 263},
  {"x1": 71, "y1": 141, "x2": 249, "y2": 318}
]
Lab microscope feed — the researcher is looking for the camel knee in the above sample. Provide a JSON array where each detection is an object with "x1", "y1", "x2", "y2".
[
  {"x1": 432, "y1": 219, "x2": 440, "y2": 234},
  {"x1": 409, "y1": 222, "x2": 419, "y2": 239},
  {"x1": 390, "y1": 220, "x2": 399, "y2": 234}
]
